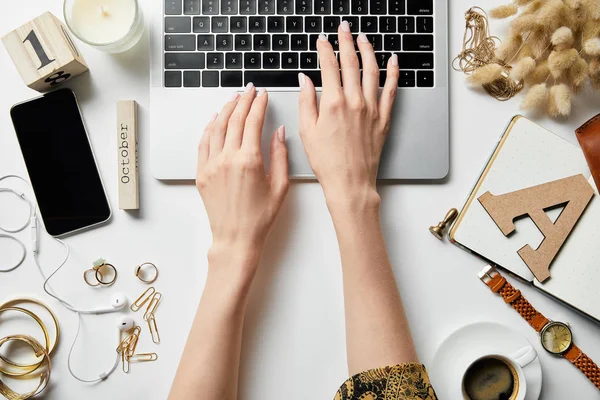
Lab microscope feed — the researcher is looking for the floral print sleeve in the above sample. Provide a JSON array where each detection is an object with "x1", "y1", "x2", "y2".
[{"x1": 334, "y1": 363, "x2": 438, "y2": 400}]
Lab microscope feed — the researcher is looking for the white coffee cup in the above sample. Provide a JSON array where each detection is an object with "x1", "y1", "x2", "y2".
[{"x1": 461, "y1": 345, "x2": 538, "y2": 400}]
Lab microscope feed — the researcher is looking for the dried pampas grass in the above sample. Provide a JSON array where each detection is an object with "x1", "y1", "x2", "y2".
[
  {"x1": 521, "y1": 83, "x2": 549, "y2": 110},
  {"x1": 548, "y1": 48, "x2": 579, "y2": 78},
  {"x1": 551, "y1": 27, "x2": 574, "y2": 49},
  {"x1": 584, "y1": 38, "x2": 600, "y2": 56},
  {"x1": 548, "y1": 84, "x2": 573, "y2": 117},
  {"x1": 467, "y1": 63, "x2": 504, "y2": 85},
  {"x1": 511, "y1": 57, "x2": 537, "y2": 80},
  {"x1": 490, "y1": 4, "x2": 519, "y2": 18}
]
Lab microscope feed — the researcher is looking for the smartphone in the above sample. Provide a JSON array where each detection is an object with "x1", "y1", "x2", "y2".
[{"x1": 10, "y1": 89, "x2": 111, "y2": 237}]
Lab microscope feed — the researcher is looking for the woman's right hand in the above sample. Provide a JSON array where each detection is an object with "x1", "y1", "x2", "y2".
[{"x1": 297, "y1": 22, "x2": 399, "y2": 213}]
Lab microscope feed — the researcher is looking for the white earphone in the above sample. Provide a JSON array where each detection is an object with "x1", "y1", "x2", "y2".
[
  {"x1": 118, "y1": 316, "x2": 135, "y2": 332},
  {"x1": 70, "y1": 292, "x2": 128, "y2": 315}
]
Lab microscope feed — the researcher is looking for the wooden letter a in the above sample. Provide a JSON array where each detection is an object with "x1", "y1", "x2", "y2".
[{"x1": 478, "y1": 174, "x2": 594, "y2": 283}]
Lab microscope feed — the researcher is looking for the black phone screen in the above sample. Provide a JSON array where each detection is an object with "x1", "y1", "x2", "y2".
[{"x1": 10, "y1": 89, "x2": 111, "y2": 236}]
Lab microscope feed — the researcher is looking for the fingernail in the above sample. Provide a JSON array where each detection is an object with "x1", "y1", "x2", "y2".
[
  {"x1": 277, "y1": 125, "x2": 286, "y2": 142},
  {"x1": 209, "y1": 112, "x2": 218, "y2": 122},
  {"x1": 341, "y1": 20, "x2": 350, "y2": 32},
  {"x1": 358, "y1": 32, "x2": 369, "y2": 43},
  {"x1": 229, "y1": 92, "x2": 239, "y2": 102},
  {"x1": 298, "y1": 72, "x2": 306, "y2": 88},
  {"x1": 244, "y1": 82, "x2": 255, "y2": 93},
  {"x1": 257, "y1": 88, "x2": 266, "y2": 96},
  {"x1": 318, "y1": 33, "x2": 327, "y2": 41},
  {"x1": 391, "y1": 53, "x2": 398, "y2": 66}
]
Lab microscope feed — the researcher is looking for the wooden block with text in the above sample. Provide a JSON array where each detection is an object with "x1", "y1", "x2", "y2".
[
  {"x1": 117, "y1": 101, "x2": 139, "y2": 210},
  {"x1": 1, "y1": 12, "x2": 88, "y2": 92}
]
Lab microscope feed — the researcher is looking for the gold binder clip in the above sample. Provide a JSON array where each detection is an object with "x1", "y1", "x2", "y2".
[
  {"x1": 130, "y1": 287, "x2": 156, "y2": 312},
  {"x1": 143, "y1": 292, "x2": 162, "y2": 320},
  {"x1": 129, "y1": 353, "x2": 158, "y2": 362},
  {"x1": 429, "y1": 208, "x2": 458, "y2": 240},
  {"x1": 147, "y1": 314, "x2": 161, "y2": 344}
]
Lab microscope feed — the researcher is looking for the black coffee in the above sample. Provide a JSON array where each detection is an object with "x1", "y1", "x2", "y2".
[{"x1": 463, "y1": 357, "x2": 516, "y2": 400}]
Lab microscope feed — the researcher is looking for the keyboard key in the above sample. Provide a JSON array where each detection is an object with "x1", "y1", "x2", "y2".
[
  {"x1": 165, "y1": 35, "x2": 196, "y2": 51},
  {"x1": 286, "y1": 16, "x2": 303, "y2": 32},
  {"x1": 207, "y1": 53, "x2": 224, "y2": 69},
  {"x1": 400, "y1": 70, "x2": 415, "y2": 80},
  {"x1": 263, "y1": 52, "x2": 281, "y2": 68},
  {"x1": 193, "y1": 16, "x2": 210, "y2": 32},
  {"x1": 305, "y1": 17, "x2": 322, "y2": 32},
  {"x1": 240, "y1": 0, "x2": 257, "y2": 14},
  {"x1": 165, "y1": 71, "x2": 182, "y2": 87},
  {"x1": 221, "y1": 0, "x2": 238, "y2": 13},
  {"x1": 245, "y1": 70, "x2": 322, "y2": 87},
  {"x1": 333, "y1": 0, "x2": 349, "y2": 14},
  {"x1": 202, "y1": 0, "x2": 218, "y2": 14},
  {"x1": 202, "y1": 71, "x2": 219, "y2": 86},
  {"x1": 417, "y1": 70, "x2": 433, "y2": 87},
  {"x1": 361, "y1": 17, "x2": 377, "y2": 32},
  {"x1": 268, "y1": 16, "x2": 285, "y2": 32},
  {"x1": 222, "y1": 71, "x2": 243, "y2": 86},
  {"x1": 291, "y1": 34, "x2": 308, "y2": 50},
  {"x1": 165, "y1": 53, "x2": 206, "y2": 69},
  {"x1": 231, "y1": 17, "x2": 247, "y2": 32},
  {"x1": 416, "y1": 16, "x2": 433, "y2": 33},
  {"x1": 216, "y1": 34, "x2": 233, "y2": 50},
  {"x1": 253, "y1": 34, "x2": 270, "y2": 50},
  {"x1": 277, "y1": 0, "x2": 294, "y2": 14},
  {"x1": 407, "y1": 0, "x2": 432, "y2": 15},
  {"x1": 282, "y1": 52, "x2": 299, "y2": 68},
  {"x1": 273, "y1": 34, "x2": 290, "y2": 50},
  {"x1": 315, "y1": 0, "x2": 331, "y2": 14},
  {"x1": 370, "y1": 0, "x2": 386, "y2": 14},
  {"x1": 250, "y1": 16, "x2": 267, "y2": 31},
  {"x1": 198, "y1": 35, "x2": 215, "y2": 50},
  {"x1": 165, "y1": 17, "x2": 192, "y2": 33},
  {"x1": 211, "y1": 17, "x2": 228, "y2": 32},
  {"x1": 366, "y1": 34, "x2": 382, "y2": 50},
  {"x1": 398, "y1": 17, "x2": 415, "y2": 33},
  {"x1": 184, "y1": 0, "x2": 201, "y2": 13},
  {"x1": 327, "y1": 34, "x2": 339, "y2": 50},
  {"x1": 388, "y1": 0, "x2": 404, "y2": 14},
  {"x1": 380, "y1": 16, "x2": 395, "y2": 33},
  {"x1": 342, "y1": 16, "x2": 359, "y2": 32},
  {"x1": 235, "y1": 34, "x2": 252, "y2": 50},
  {"x1": 399, "y1": 79, "x2": 415, "y2": 87},
  {"x1": 165, "y1": 0, "x2": 183, "y2": 15},
  {"x1": 403, "y1": 34, "x2": 433, "y2": 51},
  {"x1": 184, "y1": 70, "x2": 201, "y2": 86},
  {"x1": 300, "y1": 52, "x2": 318, "y2": 68},
  {"x1": 351, "y1": 0, "x2": 367, "y2": 14},
  {"x1": 296, "y1": 0, "x2": 313, "y2": 14},
  {"x1": 378, "y1": 70, "x2": 388, "y2": 87},
  {"x1": 384, "y1": 34, "x2": 401, "y2": 50},
  {"x1": 396, "y1": 52, "x2": 433, "y2": 69},
  {"x1": 356, "y1": 51, "x2": 363, "y2": 68},
  {"x1": 259, "y1": 0, "x2": 276, "y2": 13},
  {"x1": 375, "y1": 52, "x2": 391, "y2": 68},
  {"x1": 226, "y1": 52, "x2": 243, "y2": 68},
  {"x1": 309, "y1": 34, "x2": 319, "y2": 50},
  {"x1": 324, "y1": 17, "x2": 340, "y2": 32},
  {"x1": 244, "y1": 52, "x2": 261, "y2": 68}
]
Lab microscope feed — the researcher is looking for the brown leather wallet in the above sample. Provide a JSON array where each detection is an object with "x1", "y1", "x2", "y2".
[{"x1": 576, "y1": 113, "x2": 600, "y2": 192}]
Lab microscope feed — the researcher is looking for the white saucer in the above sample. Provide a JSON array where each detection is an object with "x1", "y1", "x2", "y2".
[{"x1": 429, "y1": 321, "x2": 542, "y2": 400}]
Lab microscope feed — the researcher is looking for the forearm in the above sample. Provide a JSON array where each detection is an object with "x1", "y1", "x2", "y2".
[
  {"x1": 168, "y1": 247, "x2": 258, "y2": 400},
  {"x1": 329, "y1": 193, "x2": 418, "y2": 375}
]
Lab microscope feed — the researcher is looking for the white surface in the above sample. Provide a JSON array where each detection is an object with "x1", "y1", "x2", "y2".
[
  {"x1": 1, "y1": 1, "x2": 600, "y2": 399},
  {"x1": 430, "y1": 321, "x2": 542, "y2": 400}
]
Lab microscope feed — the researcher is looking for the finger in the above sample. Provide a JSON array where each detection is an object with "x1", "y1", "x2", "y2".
[
  {"x1": 242, "y1": 88, "x2": 268, "y2": 151},
  {"x1": 223, "y1": 82, "x2": 257, "y2": 151},
  {"x1": 378, "y1": 54, "x2": 399, "y2": 132},
  {"x1": 208, "y1": 94, "x2": 240, "y2": 159},
  {"x1": 298, "y1": 72, "x2": 318, "y2": 134},
  {"x1": 338, "y1": 21, "x2": 361, "y2": 97},
  {"x1": 269, "y1": 125, "x2": 289, "y2": 202},
  {"x1": 317, "y1": 34, "x2": 341, "y2": 93},
  {"x1": 357, "y1": 32, "x2": 379, "y2": 108},
  {"x1": 197, "y1": 119, "x2": 212, "y2": 169}
]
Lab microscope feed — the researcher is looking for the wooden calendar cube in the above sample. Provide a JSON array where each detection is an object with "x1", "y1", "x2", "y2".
[{"x1": 2, "y1": 12, "x2": 88, "y2": 92}]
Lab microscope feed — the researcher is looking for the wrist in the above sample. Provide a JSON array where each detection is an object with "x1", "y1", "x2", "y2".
[
  {"x1": 206, "y1": 241, "x2": 262, "y2": 296},
  {"x1": 325, "y1": 188, "x2": 381, "y2": 221}
]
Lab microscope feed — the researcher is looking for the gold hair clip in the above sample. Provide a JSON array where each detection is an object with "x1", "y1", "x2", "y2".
[
  {"x1": 130, "y1": 287, "x2": 156, "y2": 312},
  {"x1": 84, "y1": 258, "x2": 118, "y2": 287},
  {"x1": 134, "y1": 262, "x2": 159, "y2": 284}
]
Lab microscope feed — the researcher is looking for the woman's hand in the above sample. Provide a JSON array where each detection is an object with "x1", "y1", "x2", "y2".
[
  {"x1": 196, "y1": 84, "x2": 289, "y2": 279},
  {"x1": 298, "y1": 22, "x2": 399, "y2": 213}
]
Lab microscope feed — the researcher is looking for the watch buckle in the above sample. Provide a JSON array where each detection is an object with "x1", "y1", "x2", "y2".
[{"x1": 478, "y1": 265, "x2": 499, "y2": 284}]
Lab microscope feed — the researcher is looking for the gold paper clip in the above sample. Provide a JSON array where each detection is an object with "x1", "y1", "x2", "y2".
[
  {"x1": 143, "y1": 292, "x2": 162, "y2": 320},
  {"x1": 116, "y1": 326, "x2": 141, "y2": 354},
  {"x1": 147, "y1": 314, "x2": 160, "y2": 344},
  {"x1": 126, "y1": 331, "x2": 140, "y2": 358},
  {"x1": 129, "y1": 353, "x2": 158, "y2": 362},
  {"x1": 122, "y1": 350, "x2": 130, "y2": 373},
  {"x1": 130, "y1": 287, "x2": 156, "y2": 312}
]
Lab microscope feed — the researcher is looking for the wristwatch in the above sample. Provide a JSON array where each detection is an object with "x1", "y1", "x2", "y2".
[{"x1": 478, "y1": 265, "x2": 600, "y2": 391}]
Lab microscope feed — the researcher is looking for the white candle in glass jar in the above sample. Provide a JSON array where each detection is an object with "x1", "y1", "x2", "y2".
[{"x1": 64, "y1": 0, "x2": 144, "y2": 53}]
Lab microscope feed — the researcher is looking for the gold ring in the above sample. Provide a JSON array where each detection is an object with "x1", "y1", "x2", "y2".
[
  {"x1": 84, "y1": 268, "x2": 103, "y2": 286},
  {"x1": 134, "y1": 262, "x2": 158, "y2": 284},
  {"x1": 95, "y1": 263, "x2": 117, "y2": 286},
  {"x1": 0, "y1": 335, "x2": 51, "y2": 399}
]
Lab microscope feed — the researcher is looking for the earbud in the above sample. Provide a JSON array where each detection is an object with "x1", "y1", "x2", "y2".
[
  {"x1": 117, "y1": 316, "x2": 135, "y2": 332},
  {"x1": 79, "y1": 293, "x2": 128, "y2": 315}
]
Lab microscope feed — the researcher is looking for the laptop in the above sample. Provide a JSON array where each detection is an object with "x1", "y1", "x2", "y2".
[{"x1": 149, "y1": 0, "x2": 449, "y2": 179}]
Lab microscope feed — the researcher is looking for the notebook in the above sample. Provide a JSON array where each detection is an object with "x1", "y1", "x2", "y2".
[{"x1": 449, "y1": 115, "x2": 600, "y2": 323}]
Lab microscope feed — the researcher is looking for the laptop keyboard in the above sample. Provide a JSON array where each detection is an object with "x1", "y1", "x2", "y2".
[{"x1": 163, "y1": 0, "x2": 435, "y2": 88}]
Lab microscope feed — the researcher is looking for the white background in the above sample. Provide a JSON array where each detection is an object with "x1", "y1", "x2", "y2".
[{"x1": 1, "y1": 1, "x2": 600, "y2": 399}]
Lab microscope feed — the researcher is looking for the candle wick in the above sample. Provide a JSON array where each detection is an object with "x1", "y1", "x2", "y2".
[{"x1": 100, "y1": 5, "x2": 109, "y2": 16}]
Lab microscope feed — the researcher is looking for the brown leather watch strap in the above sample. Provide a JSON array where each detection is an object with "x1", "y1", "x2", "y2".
[
  {"x1": 565, "y1": 344, "x2": 600, "y2": 390},
  {"x1": 576, "y1": 113, "x2": 600, "y2": 192}
]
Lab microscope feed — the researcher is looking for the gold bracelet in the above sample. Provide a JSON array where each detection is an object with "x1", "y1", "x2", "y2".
[{"x1": 0, "y1": 335, "x2": 51, "y2": 400}]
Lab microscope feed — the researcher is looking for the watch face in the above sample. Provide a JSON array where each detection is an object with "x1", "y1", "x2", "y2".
[{"x1": 541, "y1": 322, "x2": 573, "y2": 354}]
